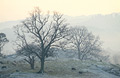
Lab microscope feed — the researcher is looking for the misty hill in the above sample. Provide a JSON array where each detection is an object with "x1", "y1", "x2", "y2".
[
  {"x1": 0, "y1": 13, "x2": 120, "y2": 55},
  {"x1": 0, "y1": 20, "x2": 21, "y2": 30},
  {"x1": 68, "y1": 13, "x2": 120, "y2": 31}
]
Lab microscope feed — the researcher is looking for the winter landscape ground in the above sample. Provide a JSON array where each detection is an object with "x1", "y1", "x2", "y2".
[{"x1": 0, "y1": 56, "x2": 120, "y2": 78}]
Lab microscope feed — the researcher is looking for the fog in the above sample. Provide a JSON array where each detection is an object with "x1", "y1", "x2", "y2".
[{"x1": 0, "y1": 13, "x2": 120, "y2": 64}]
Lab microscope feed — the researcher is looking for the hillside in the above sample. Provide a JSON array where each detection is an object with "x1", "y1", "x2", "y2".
[{"x1": 0, "y1": 57, "x2": 120, "y2": 78}]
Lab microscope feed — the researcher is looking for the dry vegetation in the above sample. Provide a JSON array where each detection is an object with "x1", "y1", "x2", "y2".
[{"x1": 1, "y1": 58, "x2": 120, "y2": 78}]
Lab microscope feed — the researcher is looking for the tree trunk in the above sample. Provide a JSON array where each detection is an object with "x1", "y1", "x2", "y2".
[
  {"x1": 0, "y1": 47, "x2": 2, "y2": 56},
  {"x1": 81, "y1": 53, "x2": 87, "y2": 61},
  {"x1": 30, "y1": 56, "x2": 35, "y2": 69},
  {"x1": 78, "y1": 51, "x2": 80, "y2": 59},
  {"x1": 30, "y1": 62, "x2": 34, "y2": 69},
  {"x1": 78, "y1": 46, "x2": 81, "y2": 59},
  {"x1": 38, "y1": 57, "x2": 45, "y2": 74},
  {"x1": 24, "y1": 56, "x2": 35, "y2": 69},
  {"x1": 0, "y1": 47, "x2": 1, "y2": 53}
]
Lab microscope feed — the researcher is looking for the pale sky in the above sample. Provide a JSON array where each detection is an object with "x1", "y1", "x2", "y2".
[
  {"x1": 0, "y1": 0, "x2": 120, "y2": 55},
  {"x1": 0, "y1": 0, "x2": 120, "y2": 22}
]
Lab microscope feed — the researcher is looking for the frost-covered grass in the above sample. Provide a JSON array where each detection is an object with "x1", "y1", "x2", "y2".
[{"x1": 0, "y1": 58, "x2": 120, "y2": 78}]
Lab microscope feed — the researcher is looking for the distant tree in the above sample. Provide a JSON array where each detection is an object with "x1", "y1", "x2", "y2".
[
  {"x1": 0, "y1": 33, "x2": 9, "y2": 56},
  {"x1": 14, "y1": 7, "x2": 69, "y2": 73},
  {"x1": 67, "y1": 26, "x2": 102, "y2": 60}
]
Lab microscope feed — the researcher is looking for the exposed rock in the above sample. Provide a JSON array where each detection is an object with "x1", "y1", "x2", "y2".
[
  {"x1": 78, "y1": 71, "x2": 83, "y2": 74},
  {"x1": 71, "y1": 68, "x2": 76, "y2": 70},
  {"x1": 1, "y1": 66, "x2": 7, "y2": 69}
]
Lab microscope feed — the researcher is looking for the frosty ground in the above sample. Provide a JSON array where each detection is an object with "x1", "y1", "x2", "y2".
[{"x1": 0, "y1": 57, "x2": 120, "y2": 78}]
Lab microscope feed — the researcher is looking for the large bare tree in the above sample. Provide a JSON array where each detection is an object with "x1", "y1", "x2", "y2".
[
  {"x1": 15, "y1": 7, "x2": 69, "y2": 73},
  {"x1": 67, "y1": 26, "x2": 102, "y2": 60}
]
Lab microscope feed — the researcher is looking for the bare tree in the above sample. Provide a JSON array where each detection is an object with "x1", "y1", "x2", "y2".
[
  {"x1": 67, "y1": 26, "x2": 102, "y2": 60},
  {"x1": 14, "y1": 26, "x2": 38, "y2": 69},
  {"x1": 14, "y1": 7, "x2": 68, "y2": 73},
  {"x1": 16, "y1": 44, "x2": 37, "y2": 69},
  {"x1": 0, "y1": 33, "x2": 9, "y2": 56}
]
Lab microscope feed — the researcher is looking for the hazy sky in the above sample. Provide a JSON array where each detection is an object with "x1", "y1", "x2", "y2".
[
  {"x1": 0, "y1": 0, "x2": 120, "y2": 22},
  {"x1": 0, "y1": 0, "x2": 120, "y2": 55}
]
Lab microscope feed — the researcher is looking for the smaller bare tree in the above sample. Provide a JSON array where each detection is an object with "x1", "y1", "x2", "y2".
[
  {"x1": 14, "y1": 26, "x2": 38, "y2": 69},
  {"x1": 67, "y1": 26, "x2": 102, "y2": 60},
  {"x1": 16, "y1": 44, "x2": 37, "y2": 69}
]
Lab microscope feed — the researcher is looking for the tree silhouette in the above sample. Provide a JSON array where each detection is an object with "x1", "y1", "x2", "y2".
[
  {"x1": 0, "y1": 33, "x2": 9, "y2": 56},
  {"x1": 68, "y1": 26, "x2": 102, "y2": 60},
  {"x1": 14, "y1": 7, "x2": 69, "y2": 73}
]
